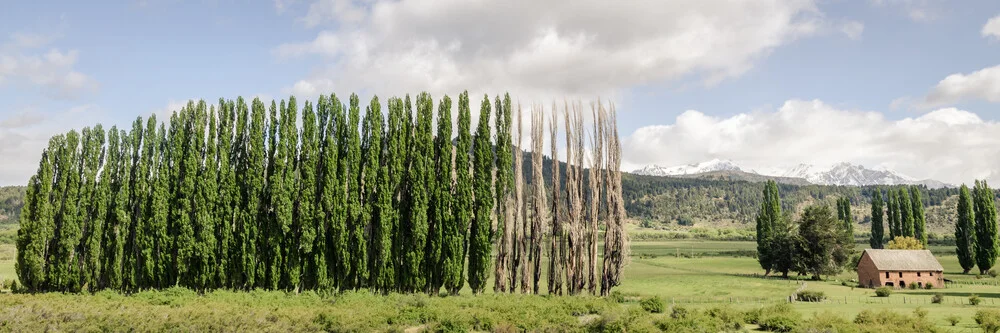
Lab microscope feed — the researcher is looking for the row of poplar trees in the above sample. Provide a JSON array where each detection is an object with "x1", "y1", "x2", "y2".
[
  {"x1": 867, "y1": 186, "x2": 927, "y2": 249},
  {"x1": 14, "y1": 92, "x2": 629, "y2": 296},
  {"x1": 954, "y1": 181, "x2": 998, "y2": 275}
]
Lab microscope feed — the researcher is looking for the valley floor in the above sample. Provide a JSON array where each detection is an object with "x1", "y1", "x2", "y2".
[{"x1": 0, "y1": 240, "x2": 997, "y2": 331}]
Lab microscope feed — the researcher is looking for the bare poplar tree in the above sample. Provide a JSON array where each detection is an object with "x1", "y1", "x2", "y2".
[
  {"x1": 510, "y1": 103, "x2": 524, "y2": 293},
  {"x1": 548, "y1": 105, "x2": 563, "y2": 295},
  {"x1": 600, "y1": 103, "x2": 629, "y2": 296},
  {"x1": 529, "y1": 106, "x2": 546, "y2": 295},
  {"x1": 586, "y1": 102, "x2": 604, "y2": 295}
]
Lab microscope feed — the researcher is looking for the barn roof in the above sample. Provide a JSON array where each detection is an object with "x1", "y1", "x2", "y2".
[{"x1": 861, "y1": 249, "x2": 944, "y2": 271}]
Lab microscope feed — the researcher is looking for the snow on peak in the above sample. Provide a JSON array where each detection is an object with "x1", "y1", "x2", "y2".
[
  {"x1": 633, "y1": 159, "x2": 742, "y2": 176},
  {"x1": 633, "y1": 159, "x2": 948, "y2": 187}
]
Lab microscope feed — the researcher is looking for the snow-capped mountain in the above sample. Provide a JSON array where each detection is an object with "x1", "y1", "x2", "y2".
[
  {"x1": 633, "y1": 160, "x2": 952, "y2": 188},
  {"x1": 779, "y1": 162, "x2": 915, "y2": 187},
  {"x1": 632, "y1": 159, "x2": 743, "y2": 177}
]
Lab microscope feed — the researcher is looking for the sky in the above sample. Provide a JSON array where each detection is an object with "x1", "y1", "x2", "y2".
[{"x1": 2, "y1": 0, "x2": 1000, "y2": 186}]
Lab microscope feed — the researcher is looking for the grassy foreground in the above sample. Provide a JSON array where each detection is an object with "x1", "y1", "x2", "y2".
[{"x1": 0, "y1": 239, "x2": 999, "y2": 332}]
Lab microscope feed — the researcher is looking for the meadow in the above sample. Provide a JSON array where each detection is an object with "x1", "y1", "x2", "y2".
[{"x1": 0, "y1": 236, "x2": 998, "y2": 331}]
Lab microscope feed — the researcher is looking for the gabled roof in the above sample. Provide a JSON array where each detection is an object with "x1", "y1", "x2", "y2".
[{"x1": 860, "y1": 249, "x2": 944, "y2": 271}]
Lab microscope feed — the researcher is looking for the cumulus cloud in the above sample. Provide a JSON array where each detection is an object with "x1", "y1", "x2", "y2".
[
  {"x1": 0, "y1": 32, "x2": 97, "y2": 98},
  {"x1": 921, "y1": 64, "x2": 1000, "y2": 107},
  {"x1": 0, "y1": 104, "x2": 111, "y2": 185},
  {"x1": 623, "y1": 101, "x2": 1000, "y2": 185},
  {"x1": 984, "y1": 15, "x2": 1000, "y2": 39},
  {"x1": 277, "y1": 0, "x2": 829, "y2": 101}
]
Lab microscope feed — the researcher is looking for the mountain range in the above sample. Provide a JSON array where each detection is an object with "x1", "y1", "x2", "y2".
[{"x1": 632, "y1": 159, "x2": 952, "y2": 188}]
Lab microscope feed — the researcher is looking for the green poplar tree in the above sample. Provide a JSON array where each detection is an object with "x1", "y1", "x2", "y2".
[
  {"x1": 313, "y1": 94, "x2": 336, "y2": 290},
  {"x1": 493, "y1": 94, "x2": 513, "y2": 292},
  {"x1": 885, "y1": 188, "x2": 900, "y2": 240},
  {"x1": 193, "y1": 105, "x2": 218, "y2": 290},
  {"x1": 344, "y1": 94, "x2": 366, "y2": 289},
  {"x1": 426, "y1": 95, "x2": 452, "y2": 294},
  {"x1": 363, "y1": 96, "x2": 391, "y2": 292},
  {"x1": 755, "y1": 180, "x2": 781, "y2": 275},
  {"x1": 214, "y1": 99, "x2": 236, "y2": 288},
  {"x1": 276, "y1": 98, "x2": 299, "y2": 290},
  {"x1": 443, "y1": 91, "x2": 472, "y2": 295},
  {"x1": 77, "y1": 126, "x2": 105, "y2": 290},
  {"x1": 16, "y1": 137, "x2": 56, "y2": 291},
  {"x1": 910, "y1": 186, "x2": 927, "y2": 246},
  {"x1": 956, "y1": 184, "x2": 976, "y2": 274},
  {"x1": 401, "y1": 93, "x2": 433, "y2": 293},
  {"x1": 870, "y1": 189, "x2": 884, "y2": 249},
  {"x1": 136, "y1": 116, "x2": 159, "y2": 289},
  {"x1": 150, "y1": 124, "x2": 171, "y2": 288},
  {"x1": 468, "y1": 95, "x2": 495, "y2": 294},
  {"x1": 121, "y1": 118, "x2": 144, "y2": 291},
  {"x1": 330, "y1": 94, "x2": 351, "y2": 290},
  {"x1": 296, "y1": 100, "x2": 319, "y2": 291},
  {"x1": 234, "y1": 98, "x2": 265, "y2": 289},
  {"x1": 49, "y1": 131, "x2": 83, "y2": 291},
  {"x1": 105, "y1": 128, "x2": 130, "y2": 290},
  {"x1": 974, "y1": 180, "x2": 998, "y2": 274},
  {"x1": 385, "y1": 97, "x2": 408, "y2": 292},
  {"x1": 898, "y1": 188, "x2": 913, "y2": 237}
]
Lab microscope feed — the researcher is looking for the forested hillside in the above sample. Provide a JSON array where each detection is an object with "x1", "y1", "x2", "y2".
[
  {"x1": 0, "y1": 186, "x2": 25, "y2": 224},
  {"x1": 621, "y1": 173, "x2": 962, "y2": 233}
]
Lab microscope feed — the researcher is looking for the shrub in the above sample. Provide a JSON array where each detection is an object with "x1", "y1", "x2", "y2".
[
  {"x1": 976, "y1": 309, "x2": 1000, "y2": 333},
  {"x1": 758, "y1": 314, "x2": 799, "y2": 333},
  {"x1": 670, "y1": 306, "x2": 689, "y2": 319},
  {"x1": 990, "y1": 269, "x2": 999, "y2": 278},
  {"x1": 798, "y1": 311, "x2": 854, "y2": 332},
  {"x1": 931, "y1": 293, "x2": 944, "y2": 304},
  {"x1": 874, "y1": 286, "x2": 892, "y2": 297},
  {"x1": 704, "y1": 306, "x2": 744, "y2": 330},
  {"x1": 946, "y1": 315, "x2": 961, "y2": 326},
  {"x1": 913, "y1": 307, "x2": 928, "y2": 319},
  {"x1": 796, "y1": 290, "x2": 826, "y2": 302},
  {"x1": 639, "y1": 296, "x2": 664, "y2": 314},
  {"x1": 971, "y1": 294, "x2": 982, "y2": 306},
  {"x1": 608, "y1": 291, "x2": 626, "y2": 303},
  {"x1": 907, "y1": 283, "x2": 918, "y2": 290}
]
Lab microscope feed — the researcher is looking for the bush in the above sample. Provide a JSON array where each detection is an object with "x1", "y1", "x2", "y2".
[
  {"x1": 976, "y1": 309, "x2": 1000, "y2": 333},
  {"x1": 795, "y1": 290, "x2": 826, "y2": 302},
  {"x1": 913, "y1": 307, "x2": 928, "y2": 319},
  {"x1": 946, "y1": 315, "x2": 961, "y2": 326},
  {"x1": 758, "y1": 314, "x2": 799, "y2": 333},
  {"x1": 971, "y1": 294, "x2": 982, "y2": 306},
  {"x1": 639, "y1": 296, "x2": 664, "y2": 314},
  {"x1": 875, "y1": 286, "x2": 892, "y2": 297},
  {"x1": 931, "y1": 293, "x2": 944, "y2": 304},
  {"x1": 990, "y1": 270, "x2": 999, "y2": 278},
  {"x1": 670, "y1": 306, "x2": 689, "y2": 319},
  {"x1": 704, "y1": 306, "x2": 744, "y2": 331},
  {"x1": 798, "y1": 311, "x2": 854, "y2": 333},
  {"x1": 907, "y1": 283, "x2": 918, "y2": 290}
]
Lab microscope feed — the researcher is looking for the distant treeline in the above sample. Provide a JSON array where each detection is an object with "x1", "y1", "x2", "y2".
[
  {"x1": 15, "y1": 92, "x2": 629, "y2": 297},
  {"x1": 622, "y1": 173, "x2": 961, "y2": 228},
  {"x1": 0, "y1": 186, "x2": 25, "y2": 224}
]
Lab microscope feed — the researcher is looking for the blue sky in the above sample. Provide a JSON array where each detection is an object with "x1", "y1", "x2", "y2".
[{"x1": 2, "y1": 0, "x2": 1000, "y2": 185}]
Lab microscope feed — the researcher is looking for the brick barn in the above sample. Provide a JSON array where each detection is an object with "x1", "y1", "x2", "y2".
[{"x1": 856, "y1": 249, "x2": 944, "y2": 289}]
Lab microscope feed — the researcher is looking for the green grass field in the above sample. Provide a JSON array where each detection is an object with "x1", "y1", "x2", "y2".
[{"x1": 0, "y1": 238, "x2": 998, "y2": 331}]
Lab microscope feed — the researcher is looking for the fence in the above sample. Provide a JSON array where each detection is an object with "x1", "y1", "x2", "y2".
[{"x1": 665, "y1": 294, "x2": 996, "y2": 306}]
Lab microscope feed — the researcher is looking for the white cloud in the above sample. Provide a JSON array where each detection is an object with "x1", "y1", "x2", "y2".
[
  {"x1": 0, "y1": 104, "x2": 109, "y2": 185},
  {"x1": 278, "y1": 0, "x2": 829, "y2": 101},
  {"x1": 841, "y1": 21, "x2": 865, "y2": 40},
  {"x1": 0, "y1": 32, "x2": 97, "y2": 99},
  {"x1": 922, "y1": 64, "x2": 1000, "y2": 107},
  {"x1": 984, "y1": 15, "x2": 1000, "y2": 39},
  {"x1": 623, "y1": 101, "x2": 1000, "y2": 185}
]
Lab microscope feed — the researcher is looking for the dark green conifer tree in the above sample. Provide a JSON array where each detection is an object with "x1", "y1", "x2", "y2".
[
  {"x1": 493, "y1": 94, "x2": 513, "y2": 293},
  {"x1": 974, "y1": 180, "x2": 998, "y2": 274},
  {"x1": 755, "y1": 180, "x2": 781, "y2": 275},
  {"x1": 956, "y1": 184, "x2": 976, "y2": 274},
  {"x1": 898, "y1": 188, "x2": 913, "y2": 237},
  {"x1": 910, "y1": 186, "x2": 927, "y2": 246},
  {"x1": 886, "y1": 190, "x2": 897, "y2": 240},
  {"x1": 870, "y1": 189, "x2": 884, "y2": 249}
]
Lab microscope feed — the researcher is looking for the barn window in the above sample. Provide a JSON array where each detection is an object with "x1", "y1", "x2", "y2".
[
  {"x1": 885, "y1": 272, "x2": 889, "y2": 278},
  {"x1": 917, "y1": 272, "x2": 921, "y2": 277},
  {"x1": 899, "y1": 272, "x2": 903, "y2": 278},
  {"x1": 930, "y1": 272, "x2": 934, "y2": 276}
]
